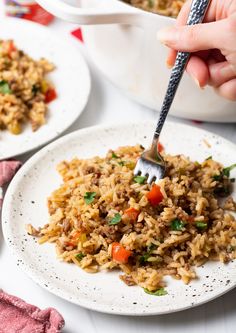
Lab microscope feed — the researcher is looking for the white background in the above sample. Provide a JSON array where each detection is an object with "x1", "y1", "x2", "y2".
[{"x1": 1, "y1": 11, "x2": 236, "y2": 333}]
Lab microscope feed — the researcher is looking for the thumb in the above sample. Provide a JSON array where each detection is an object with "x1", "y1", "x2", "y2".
[{"x1": 157, "y1": 20, "x2": 225, "y2": 52}]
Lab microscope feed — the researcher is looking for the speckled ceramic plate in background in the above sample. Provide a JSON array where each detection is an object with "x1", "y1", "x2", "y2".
[
  {"x1": 2, "y1": 121, "x2": 236, "y2": 315},
  {"x1": 0, "y1": 18, "x2": 91, "y2": 160}
]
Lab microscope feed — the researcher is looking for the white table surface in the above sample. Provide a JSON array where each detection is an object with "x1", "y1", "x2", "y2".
[{"x1": 1, "y1": 17, "x2": 236, "y2": 333}]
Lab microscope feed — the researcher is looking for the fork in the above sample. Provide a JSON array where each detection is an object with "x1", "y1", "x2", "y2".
[{"x1": 134, "y1": 0, "x2": 211, "y2": 184}]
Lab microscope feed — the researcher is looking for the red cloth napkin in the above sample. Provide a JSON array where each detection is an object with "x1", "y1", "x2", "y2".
[
  {"x1": 0, "y1": 160, "x2": 22, "y2": 207},
  {"x1": 0, "y1": 163, "x2": 66, "y2": 331},
  {"x1": 0, "y1": 290, "x2": 64, "y2": 332}
]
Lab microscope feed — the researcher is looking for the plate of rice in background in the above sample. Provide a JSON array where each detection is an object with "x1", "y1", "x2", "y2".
[
  {"x1": 2, "y1": 121, "x2": 236, "y2": 315},
  {"x1": 0, "y1": 18, "x2": 91, "y2": 160}
]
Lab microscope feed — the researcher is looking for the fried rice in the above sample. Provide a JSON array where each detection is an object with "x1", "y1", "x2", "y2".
[
  {"x1": 124, "y1": 0, "x2": 186, "y2": 17},
  {"x1": 27, "y1": 145, "x2": 236, "y2": 293},
  {"x1": 0, "y1": 39, "x2": 56, "y2": 135}
]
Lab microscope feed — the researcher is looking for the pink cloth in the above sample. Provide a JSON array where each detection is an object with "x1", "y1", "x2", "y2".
[
  {"x1": 0, "y1": 160, "x2": 22, "y2": 207},
  {"x1": 0, "y1": 160, "x2": 22, "y2": 187},
  {"x1": 0, "y1": 290, "x2": 64, "y2": 333}
]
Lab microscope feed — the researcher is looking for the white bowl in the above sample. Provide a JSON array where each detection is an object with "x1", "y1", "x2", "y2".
[{"x1": 37, "y1": 0, "x2": 236, "y2": 122}]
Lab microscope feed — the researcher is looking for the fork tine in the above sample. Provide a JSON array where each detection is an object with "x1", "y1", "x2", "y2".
[
  {"x1": 147, "y1": 174, "x2": 155, "y2": 184},
  {"x1": 134, "y1": 160, "x2": 142, "y2": 176},
  {"x1": 133, "y1": 166, "x2": 139, "y2": 176},
  {"x1": 134, "y1": 156, "x2": 165, "y2": 183}
]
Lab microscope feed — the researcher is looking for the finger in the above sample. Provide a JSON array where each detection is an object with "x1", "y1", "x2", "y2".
[
  {"x1": 185, "y1": 56, "x2": 209, "y2": 87},
  {"x1": 209, "y1": 61, "x2": 236, "y2": 87},
  {"x1": 165, "y1": 0, "x2": 218, "y2": 65},
  {"x1": 215, "y1": 79, "x2": 236, "y2": 101},
  {"x1": 166, "y1": 50, "x2": 211, "y2": 72},
  {"x1": 167, "y1": 49, "x2": 210, "y2": 70},
  {"x1": 157, "y1": 19, "x2": 226, "y2": 52},
  {"x1": 166, "y1": 54, "x2": 210, "y2": 87},
  {"x1": 166, "y1": 49, "x2": 177, "y2": 68},
  {"x1": 166, "y1": 0, "x2": 192, "y2": 66}
]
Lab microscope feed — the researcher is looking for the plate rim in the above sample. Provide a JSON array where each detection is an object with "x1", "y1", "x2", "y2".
[
  {"x1": 0, "y1": 17, "x2": 91, "y2": 160},
  {"x1": 2, "y1": 120, "x2": 236, "y2": 315}
]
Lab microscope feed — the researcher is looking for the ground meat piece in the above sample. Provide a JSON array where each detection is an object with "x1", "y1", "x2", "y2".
[
  {"x1": 62, "y1": 219, "x2": 71, "y2": 233},
  {"x1": 119, "y1": 274, "x2": 136, "y2": 286},
  {"x1": 97, "y1": 225, "x2": 119, "y2": 241},
  {"x1": 223, "y1": 197, "x2": 236, "y2": 211},
  {"x1": 83, "y1": 166, "x2": 95, "y2": 174}
]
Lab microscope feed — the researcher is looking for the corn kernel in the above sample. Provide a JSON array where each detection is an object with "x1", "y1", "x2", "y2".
[
  {"x1": 41, "y1": 80, "x2": 49, "y2": 93},
  {"x1": 8, "y1": 122, "x2": 22, "y2": 135}
]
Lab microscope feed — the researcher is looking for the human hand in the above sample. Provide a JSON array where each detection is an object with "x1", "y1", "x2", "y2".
[{"x1": 157, "y1": 0, "x2": 236, "y2": 101}]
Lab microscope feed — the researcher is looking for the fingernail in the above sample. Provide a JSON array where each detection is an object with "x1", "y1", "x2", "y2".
[
  {"x1": 157, "y1": 27, "x2": 174, "y2": 43},
  {"x1": 191, "y1": 75, "x2": 205, "y2": 90},
  {"x1": 193, "y1": 76, "x2": 201, "y2": 88}
]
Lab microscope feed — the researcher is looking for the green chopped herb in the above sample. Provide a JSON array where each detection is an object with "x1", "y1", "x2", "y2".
[
  {"x1": 118, "y1": 161, "x2": 125, "y2": 166},
  {"x1": 111, "y1": 152, "x2": 118, "y2": 159},
  {"x1": 84, "y1": 192, "x2": 96, "y2": 204},
  {"x1": 75, "y1": 253, "x2": 85, "y2": 261},
  {"x1": 0, "y1": 80, "x2": 12, "y2": 94},
  {"x1": 139, "y1": 253, "x2": 150, "y2": 264},
  {"x1": 205, "y1": 156, "x2": 212, "y2": 160},
  {"x1": 134, "y1": 176, "x2": 146, "y2": 184},
  {"x1": 147, "y1": 243, "x2": 156, "y2": 252},
  {"x1": 171, "y1": 219, "x2": 185, "y2": 231},
  {"x1": 228, "y1": 245, "x2": 236, "y2": 252},
  {"x1": 213, "y1": 164, "x2": 236, "y2": 181},
  {"x1": 144, "y1": 287, "x2": 168, "y2": 296},
  {"x1": 223, "y1": 164, "x2": 236, "y2": 177},
  {"x1": 109, "y1": 213, "x2": 122, "y2": 225},
  {"x1": 195, "y1": 222, "x2": 208, "y2": 229},
  {"x1": 148, "y1": 0, "x2": 154, "y2": 8},
  {"x1": 140, "y1": 243, "x2": 156, "y2": 264},
  {"x1": 32, "y1": 84, "x2": 39, "y2": 95},
  {"x1": 213, "y1": 174, "x2": 222, "y2": 181}
]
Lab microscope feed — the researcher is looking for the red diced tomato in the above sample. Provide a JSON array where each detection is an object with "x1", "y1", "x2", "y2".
[
  {"x1": 147, "y1": 184, "x2": 163, "y2": 206},
  {"x1": 112, "y1": 242, "x2": 132, "y2": 263},
  {"x1": 71, "y1": 231, "x2": 81, "y2": 240},
  {"x1": 45, "y1": 88, "x2": 57, "y2": 103},
  {"x1": 124, "y1": 207, "x2": 139, "y2": 222},
  {"x1": 65, "y1": 241, "x2": 76, "y2": 247},
  {"x1": 7, "y1": 41, "x2": 16, "y2": 56},
  {"x1": 187, "y1": 216, "x2": 195, "y2": 223}
]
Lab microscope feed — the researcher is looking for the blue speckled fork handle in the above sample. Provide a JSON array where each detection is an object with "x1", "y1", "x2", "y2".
[{"x1": 154, "y1": 0, "x2": 211, "y2": 139}]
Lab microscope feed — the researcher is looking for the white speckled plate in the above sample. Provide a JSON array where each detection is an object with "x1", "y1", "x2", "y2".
[
  {"x1": 0, "y1": 18, "x2": 90, "y2": 160},
  {"x1": 2, "y1": 121, "x2": 236, "y2": 315}
]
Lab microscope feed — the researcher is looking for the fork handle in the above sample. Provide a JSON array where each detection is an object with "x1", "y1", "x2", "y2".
[{"x1": 154, "y1": 0, "x2": 211, "y2": 139}]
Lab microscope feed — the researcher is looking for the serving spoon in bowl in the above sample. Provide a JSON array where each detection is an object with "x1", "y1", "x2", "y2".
[{"x1": 134, "y1": 0, "x2": 211, "y2": 184}]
